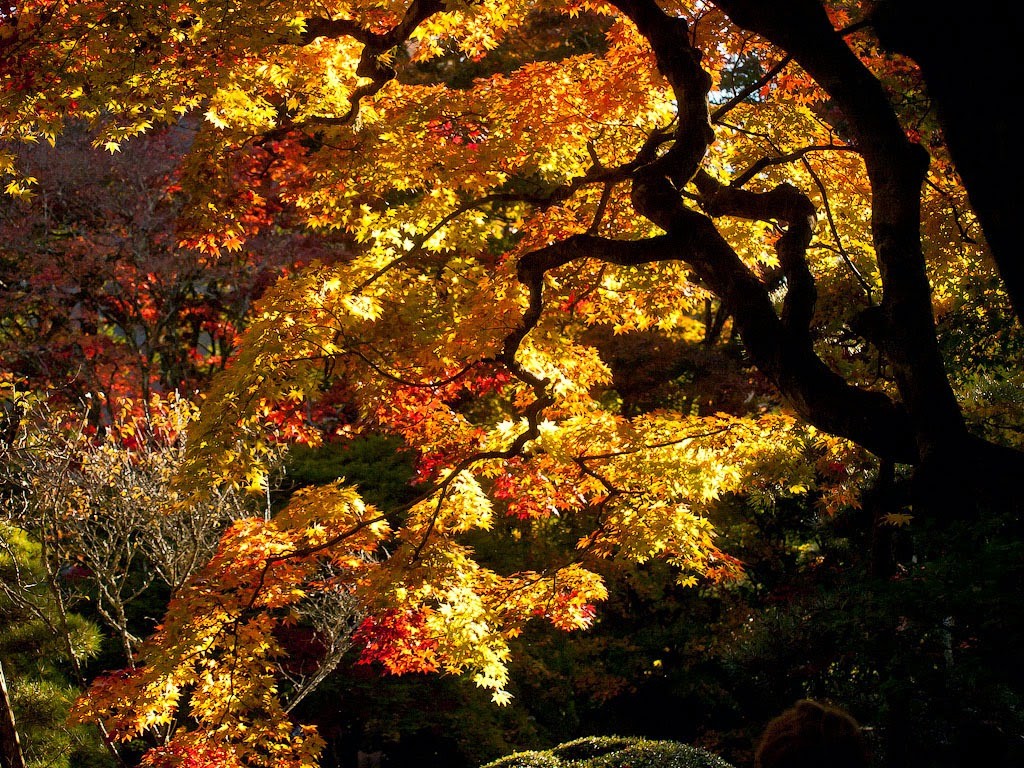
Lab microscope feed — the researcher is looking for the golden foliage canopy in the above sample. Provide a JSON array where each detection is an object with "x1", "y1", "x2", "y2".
[{"x1": 3, "y1": 0, "x2": 1021, "y2": 764}]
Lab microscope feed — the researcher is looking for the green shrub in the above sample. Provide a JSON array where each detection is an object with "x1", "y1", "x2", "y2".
[{"x1": 481, "y1": 736, "x2": 733, "y2": 768}]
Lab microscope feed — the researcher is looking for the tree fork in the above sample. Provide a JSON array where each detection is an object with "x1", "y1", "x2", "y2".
[
  {"x1": 583, "y1": 0, "x2": 920, "y2": 461},
  {"x1": 710, "y1": 0, "x2": 994, "y2": 515}
]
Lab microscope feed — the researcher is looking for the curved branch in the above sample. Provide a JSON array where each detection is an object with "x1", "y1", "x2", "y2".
[
  {"x1": 301, "y1": 0, "x2": 445, "y2": 49},
  {"x1": 731, "y1": 143, "x2": 856, "y2": 189},
  {"x1": 609, "y1": 0, "x2": 713, "y2": 188},
  {"x1": 518, "y1": 219, "x2": 916, "y2": 463},
  {"x1": 693, "y1": 170, "x2": 817, "y2": 340},
  {"x1": 599, "y1": 0, "x2": 832, "y2": 392},
  {"x1": 298, "y1": 0, "x2": 447, "y2": 125},
  {"x1": 300, "y1": 17, "x2": 379, "y2": 46},
  {"x1": 711, "y1": 54, "x2": 792, "y2": 123},
  {"x1": 712, "y1": 0, "x2": 966, "y2": 457}
]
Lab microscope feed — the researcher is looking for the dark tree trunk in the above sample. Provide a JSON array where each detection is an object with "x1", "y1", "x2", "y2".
[
  {"x1": 518, "y1": 0, "x2": 1024, "y2": 521},
  {"x1": 709, "y1": 0, "x2": 1021, "y2": 520},
  {"x1": 871, "y1": 0, "x2": 1024, "y2": 327}
]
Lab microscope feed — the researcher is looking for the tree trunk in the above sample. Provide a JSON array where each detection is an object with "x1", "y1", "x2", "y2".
[
  {"x1": 871, "y1": 0, "x2": 1024, "y2": 327},
  {"x1": 0, "y1": 658, "x2": 26, "y2": 768}
]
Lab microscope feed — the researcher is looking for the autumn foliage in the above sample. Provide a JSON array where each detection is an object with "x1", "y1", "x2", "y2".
[{"x1": 2, "y1": 0, "x2": 1022, "y2": 765}]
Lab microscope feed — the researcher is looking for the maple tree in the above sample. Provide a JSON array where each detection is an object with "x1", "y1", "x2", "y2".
[
  {"x1": 0, "y1": 123, "x2": 346, "y2": 419},
  {"x1": 2, "y1": 0, "x2": 1023, "y2": 765}
]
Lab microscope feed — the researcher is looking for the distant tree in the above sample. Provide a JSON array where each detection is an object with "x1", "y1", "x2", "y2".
[
  {"x1": 0, "y1": 125, "x2": 346, "y2": 419},
  {"x1": 0, "y1": 391, "x2": 258, "y2": 764}
]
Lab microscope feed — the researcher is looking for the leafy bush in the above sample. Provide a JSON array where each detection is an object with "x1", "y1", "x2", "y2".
[{"x1": 481, "y1": 736, "x2": 733, "y2": 768}]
